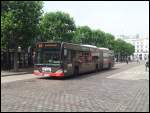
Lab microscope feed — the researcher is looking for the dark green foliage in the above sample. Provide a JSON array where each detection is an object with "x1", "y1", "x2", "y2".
[
  {"x1": 39, "y1": 11, "x2": 76, "y2": 43},
  {"x1": 1, "y1": 1, "x2": 43, "y2": 49}
]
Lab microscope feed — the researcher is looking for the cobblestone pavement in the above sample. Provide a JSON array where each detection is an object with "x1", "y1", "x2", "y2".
[
  {"x1": 1, "y1": 63, "x2": 149, "y2": 112},
  {"x1": 1, "y1": 74, "x2": 39, "y2": 83}
]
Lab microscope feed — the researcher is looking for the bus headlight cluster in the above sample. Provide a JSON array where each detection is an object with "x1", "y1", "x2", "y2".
[{"x1": 56, "y1": 69, "x2": 67, "y2": 73}]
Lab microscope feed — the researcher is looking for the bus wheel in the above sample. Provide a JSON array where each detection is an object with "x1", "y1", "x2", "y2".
[{"x1": 74, "y1": 67, "x2": 79, "y2": 76}]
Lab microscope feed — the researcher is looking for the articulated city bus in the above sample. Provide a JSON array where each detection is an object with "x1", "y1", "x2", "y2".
[{"x1": 33, "y1": 42, "x2": 114, "y2": 77}]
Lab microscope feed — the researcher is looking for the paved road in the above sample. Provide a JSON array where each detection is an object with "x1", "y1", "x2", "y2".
[
  {"x1": 1, "y1": 62, "x2": 126, "y2": 83},
  {"x1": 1, "y1": 62, "x2": 149, "y2": 112}
]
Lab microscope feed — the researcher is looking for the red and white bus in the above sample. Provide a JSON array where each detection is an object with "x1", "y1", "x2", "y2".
[{"x1": 33, "y1": 42, "x2": 114, "y2": 77}]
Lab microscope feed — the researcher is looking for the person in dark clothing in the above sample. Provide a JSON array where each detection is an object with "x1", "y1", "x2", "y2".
[
  {"x1": 145, "y1": 60, "x2": 149, "y2": 71},
  {"x1": 126, "y1": 57, "x2": 128, "y2": 64}
]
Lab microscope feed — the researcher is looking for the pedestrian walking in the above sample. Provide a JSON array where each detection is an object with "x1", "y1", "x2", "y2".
[
  {"x1": 126, "y1": 58, "x2": 128, "y2": 64},
  {"x1": 32, "y1": 51, "x2": 36, "y2": 65},
  {"x1": 145, "y1": 60, "x2": 149, "y2": 71}
]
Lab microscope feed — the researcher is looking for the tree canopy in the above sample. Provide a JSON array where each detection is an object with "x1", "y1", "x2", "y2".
[
  {"x1": 1, "y1": 1, "x2": 43, "y2": 49},
  {"x1": 1, "y1": 1, "x2": 135, "y2": 56},
  {"x1": 39, "y1": 11, "x2": 76, "y2": 42}
]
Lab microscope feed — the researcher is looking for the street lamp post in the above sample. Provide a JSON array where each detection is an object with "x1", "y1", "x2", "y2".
[
  {"x1": 18, "y1": 46, "x2": 21, "y2": 68},
  {"x1": 28, "y1": 46, "x2": 32, "y2": 66}
]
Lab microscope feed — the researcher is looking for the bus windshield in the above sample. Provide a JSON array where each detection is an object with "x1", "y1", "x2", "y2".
[{"x1": 35, "y1": 48, "x2": 61, "y2": 66}]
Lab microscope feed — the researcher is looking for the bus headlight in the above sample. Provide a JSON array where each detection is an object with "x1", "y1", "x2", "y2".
[
  {"x1": 56, "y1": 69, "x2": 67, "y2": 73},
  {"x1": 56, "y1": 69, "x2": 63, "y2": 73},
  {"x1": 34, "y1": 70, "x2": 39, "y2": 73}
]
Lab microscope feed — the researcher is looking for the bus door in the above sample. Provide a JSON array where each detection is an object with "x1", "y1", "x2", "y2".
[{"x1": 63, "y1": 48, "x2": 74, "y2": 76}]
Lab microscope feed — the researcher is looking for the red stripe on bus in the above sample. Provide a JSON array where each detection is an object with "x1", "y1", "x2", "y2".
[
  {"x1": 33, "y1": 72, "x2": 64, "y2": 77},
  {"x1": 50, "y1": 72, "x2": 64, "y2": 77}
]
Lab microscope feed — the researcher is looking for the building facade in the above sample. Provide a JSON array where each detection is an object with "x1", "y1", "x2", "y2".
[{"x1": 115, "y1": 34, "x2": 149, "y2": 61}]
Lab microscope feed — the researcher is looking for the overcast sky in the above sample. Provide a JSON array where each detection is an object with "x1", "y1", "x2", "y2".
[{"x1": 43, "y1": 1, "x2": 149, "y2": 36}]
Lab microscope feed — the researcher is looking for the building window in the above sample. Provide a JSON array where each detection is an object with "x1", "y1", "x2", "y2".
[{"x1": 141, "y1": 45, "x2": 143, "y2": 48}]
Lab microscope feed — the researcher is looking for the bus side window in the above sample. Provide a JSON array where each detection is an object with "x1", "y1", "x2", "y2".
[
  {"x1": 64, "y1": 49, "x2": 67, "y2": 57},
  {"x1": 64, "y1": 49, "x2": 68, "y2": 61},
  {"x1": 68, "y1": 50, "x2": 71, "y2": 62},
  {"x1": 64, "y1": 49, "x2": 71, "y2": 62},
  {"x1": 71, "y1": 50, "x2": 75, "y2": 62},
  {"x1": 103, "y1": 52, "x2": 108, "y2": 58},
  {"x1": 84, "y1": 52, "x2": 89, "y2": 62},
  {"x1": 79, "y1": 51, "x2": 83, "y2": 61},
  {"x1": 80, "y1": 51, "x2": 89, "y2": 63}
]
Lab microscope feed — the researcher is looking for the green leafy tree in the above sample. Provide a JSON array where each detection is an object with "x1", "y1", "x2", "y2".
[
  {"x1": 124, "y1": 43, "x2": 135, "y2": 56},
  {"x1": 113, "y1": 38, "x2": 135, "y2": 61},
  {"x1": 1, "y1": 1, "x2": 43, "y2": 48},
  {"x1": 103, "y1": 33, "x2": 115, "y2": 49},
  {"x1": 1, "y1": 11, "x2": 14, "y2": 48},
  {"x1": 1, "y1": 1, "x2": 43, "y2": 71},
  {"x1": 73, "y1": 26, "x2": 93, "y2": 44},
  {"x1": 91, "y1": 29, "x2": 105, "y2": 47},
  {"x1": 40, "y1": 11, "x2": 76, "y2": 42}
]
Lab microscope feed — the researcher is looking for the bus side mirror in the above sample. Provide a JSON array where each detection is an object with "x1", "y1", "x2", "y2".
[{"x1": 64, "y1": 49, "x2": 67, "y2": 57}]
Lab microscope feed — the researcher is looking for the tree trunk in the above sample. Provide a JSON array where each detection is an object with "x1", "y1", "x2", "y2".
[{"x1": 14, "y1": 51, "x2": 19, "y2": 72}]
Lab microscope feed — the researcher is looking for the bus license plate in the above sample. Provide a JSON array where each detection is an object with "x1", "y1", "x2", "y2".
[{"x1": 42, "y1": 67, "x2": 51, "y2": 72}]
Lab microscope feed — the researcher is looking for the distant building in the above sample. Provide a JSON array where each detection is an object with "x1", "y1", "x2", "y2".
[{"x1": 115, "y1": 34, "x2": 149, "y2": 61}]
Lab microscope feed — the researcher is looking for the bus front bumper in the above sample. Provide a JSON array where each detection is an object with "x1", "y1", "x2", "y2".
[{"x1": 33, "y1": 72, "x2": 64, "y2": 77}]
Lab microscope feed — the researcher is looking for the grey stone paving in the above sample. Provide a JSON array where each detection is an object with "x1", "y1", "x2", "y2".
[{"x1": 1, "y1": 63, "x2": 149, "y2": 112}]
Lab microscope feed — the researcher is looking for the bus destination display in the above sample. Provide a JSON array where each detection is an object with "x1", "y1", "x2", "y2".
[{"x1": 37, "y1": 43, "x2": 60, "y2": 48}]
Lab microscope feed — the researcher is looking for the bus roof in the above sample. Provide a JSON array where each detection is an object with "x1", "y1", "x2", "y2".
[
  {"x1": 82, "y1": 44, "x2": 97, "y2": 48},
  {"x1": 98, "y1": 47, "x2": 109, "y2": 50}
]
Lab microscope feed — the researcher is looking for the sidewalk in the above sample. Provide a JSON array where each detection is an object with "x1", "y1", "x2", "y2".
[{"x1": 1, "y1": 68, "x2": 33, "y2": 77}]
